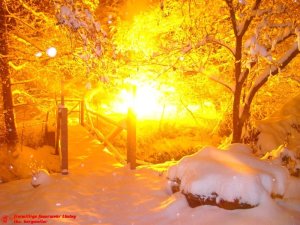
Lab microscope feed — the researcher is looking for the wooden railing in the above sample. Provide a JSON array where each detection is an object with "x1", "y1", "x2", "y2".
[
  {"x1": 54, "y1": 96, "x2": 137, "y2": 173},
  {"x1": 83, "y1": 102, "x2": 137, "y2": 169}
]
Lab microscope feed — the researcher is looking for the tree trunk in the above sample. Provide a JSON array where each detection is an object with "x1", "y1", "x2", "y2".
[
  {"x1": 232, "y1": 83, "x2": 243, "y2": 143},
  {"x1": 0, "y1": 2, "x2": 18, "y2": 147},
  {"x1": 232, "y1": 36, "x2": 244, "y2": 143},
  {"x1": 232, "y1": 42, "x2": 300, "y2": 144}
]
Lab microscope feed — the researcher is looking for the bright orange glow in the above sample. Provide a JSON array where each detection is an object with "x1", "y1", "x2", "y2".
[
  {"x1": 85, "y1": 80, "x2": 220, "y2": 121},
  {"x1": 112, "y1": 80, "x2": 176, "y2": 119},
  {"x1": 189, "y1": 100, "x2": 219, "y2": 120}
]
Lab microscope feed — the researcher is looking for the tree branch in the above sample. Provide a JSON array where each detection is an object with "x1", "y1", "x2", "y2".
[
  {"x1": 225, "y1": 0, "x2": 238, "y2": 36},
  {"x1": 206, "y1": 36, "x2": 235, "y2": 57},
  {"x1": 239, "y1": 29, "x2": 294, "y2": 83},
  {"x1": 244, "y1": 42, "x2": 300, "y2": 112},
  {"x1": 238, "y1": 0, "x2": 262, "y2": 37},
  {"x1": 210, "y1": 76, "x2": 234, "y2": 93},
  {"x1": 18, "y1": 0, "x2": 50, "y2": 23}
]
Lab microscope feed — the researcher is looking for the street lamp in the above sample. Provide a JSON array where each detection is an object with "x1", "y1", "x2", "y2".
[
  {"x1": 45, "y1": 47, "x2": 68, "y2": 175},
  {"x1": 46, "y1": 47, "x2": 57, "y2": 58}
]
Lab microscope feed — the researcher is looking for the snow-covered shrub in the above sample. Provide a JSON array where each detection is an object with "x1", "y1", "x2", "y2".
[
  {"x1": 0, "y1": 145, "x2": 59, "y2": 183},
  {"x1": 18, "y1": 123, "x2": 45, "y2": 148},
  {"x1": 262, "y1": 145, "x2": 300, "y2": 177},
  {"x1": 256, "y1": 94, "x2": 300, "y2": 156},
  {"x1": 167, "y1": 144, "x2": 289, "y2": 210}
]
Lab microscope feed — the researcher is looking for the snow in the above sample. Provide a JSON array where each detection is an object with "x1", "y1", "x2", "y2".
[
  {"x1": 0, "y1": 145, "x2": 60, "y2": 182},
  {"x1": 31, "y1": 169, "x2": 52, "y2": 188},
  {"x1": 257, "y1": 93, "x2": 300, "y2": 155},
  {"x1": 167, "y1": 144, "x2": 289, "y2": 206},
  {"x1": 0, "y1": 126, "x2": 300, "y2": 225}
]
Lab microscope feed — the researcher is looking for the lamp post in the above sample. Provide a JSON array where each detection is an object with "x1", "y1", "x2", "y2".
[
  {"x1": 46, "y1": 47, "x2": 68, "y2": 175},
  {"x1": 47, "y1": 47, "x2": 65, "y2": 106}
]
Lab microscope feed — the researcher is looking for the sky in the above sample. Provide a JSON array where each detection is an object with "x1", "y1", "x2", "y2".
[{"x1": 0, "y1": 125, "x2": 299, "y2": 225}]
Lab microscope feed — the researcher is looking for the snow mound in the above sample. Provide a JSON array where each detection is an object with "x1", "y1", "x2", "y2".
[
  {"x1": 31, "y1": 169, "x2": 52, "y2": 188},
  {"x1": 262, "y1": 145, "x2": 300, "y2": 176},
  {"x1": 256, "y1": 93, "x2": 300, "y2": 155},
  {"x1": 167, "y1": 144, "x2": 289, "y2": 207}
]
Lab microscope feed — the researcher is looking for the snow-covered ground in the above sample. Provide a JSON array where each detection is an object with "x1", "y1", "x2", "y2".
[{"x1": 0, "y1": 125, "x2": 299, "y2": 225}]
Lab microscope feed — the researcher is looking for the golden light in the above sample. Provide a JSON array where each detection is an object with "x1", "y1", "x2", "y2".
[
  {"x1": 112, "y1": 81, "x2": 171, "y2": 119},
  {"x1": 35, "y1": 51, "x2": 42, "y2": 57},
  {"x1": 85, "y1": 80, "x2": 220, "y2": 122},
  {"x1": 187, "y1": 100, "x2": 219, "y2": 120}
]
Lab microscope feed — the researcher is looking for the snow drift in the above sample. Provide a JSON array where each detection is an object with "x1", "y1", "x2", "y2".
[{"x1": 167, "y1": 144, "x2": 289, "y2": 208}]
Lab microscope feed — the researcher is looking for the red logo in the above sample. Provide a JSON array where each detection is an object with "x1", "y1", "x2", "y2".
[{"x1": 1, "y1": 215, "x2": 9, "y2": 224}]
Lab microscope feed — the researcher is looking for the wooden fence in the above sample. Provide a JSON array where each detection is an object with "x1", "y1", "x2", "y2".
[
  {"x1": 54, "y1": 96, "x2": 137, "y2": 174},
  {"x1": 83, "y1": 101, "x2": 137, "y2": 169}
]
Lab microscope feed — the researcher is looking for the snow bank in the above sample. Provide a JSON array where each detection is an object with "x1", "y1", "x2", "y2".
[
  {"x1": 262, "y1": 145, "x2": 300, "y2": 176},
  {"x1": 1, "y1": 124, "x2": 299, "y2": 225},
  {"x1": 167, "y1": 144, "x2": 289, "y2": 207},
  {"x1": 0, "y1": 145, "x2": 60, "y2": 182},
  {"x1": 256, "y1": 93, "x2": 300, "y2": 155}
]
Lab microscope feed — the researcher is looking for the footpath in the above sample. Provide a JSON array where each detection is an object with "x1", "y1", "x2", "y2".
[{"x1": 67, "y1": 124, "x2": 121, "y2": 174}]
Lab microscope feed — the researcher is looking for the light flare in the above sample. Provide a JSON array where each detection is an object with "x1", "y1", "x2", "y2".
[{"x1": 113, "y1": 83, "x2": 169, "y2": 119}]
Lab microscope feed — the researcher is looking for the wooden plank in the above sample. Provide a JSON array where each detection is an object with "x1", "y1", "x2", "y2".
[
  {"x1": 67, "y1": 102, "x2": 79, "y2": 115},
  {"x1": 104, "y1": 119, "x2": 126, "y2": 143},
  {"x1": 86, "y1": 109, "x2": 126, "y2": 129}
]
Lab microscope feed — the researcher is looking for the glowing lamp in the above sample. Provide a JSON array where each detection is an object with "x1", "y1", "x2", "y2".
[
  {"x1": 46, "y1": 47, "x2": 57, "y2": 57},
  {"x1": 35, "y1": 51, "x2": 42, "y2": 57}
]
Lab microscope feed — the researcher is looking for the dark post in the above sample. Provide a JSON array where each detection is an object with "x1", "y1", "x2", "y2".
[
  {"x1": 127, "y1": 85, "x2": 136, "y2": 169},
  {"x1": 61, "y1": 76, "x2": 65, "y2": 106},
  {"x1": 80, "y1": 100, "x2": 84, "y2": 126},
  {"x1": 55, "y1": 110, "x2": 60, "y2": 155},
  {"x1": 60, "y1": 107, "x2": 68, "y2": 175}
]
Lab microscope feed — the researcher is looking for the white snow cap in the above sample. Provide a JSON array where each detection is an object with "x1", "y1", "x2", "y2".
[
  {"x1": 168, "y1": 144, "x2": 289, "y2": 206},
  {"x1": 31, "y1": 169, "x2": 52, "y2": 188}
]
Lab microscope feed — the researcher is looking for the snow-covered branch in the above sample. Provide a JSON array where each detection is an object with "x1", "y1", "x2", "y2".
[
  {"x1": 225, "y1": 0, "x2": 238, "y2": 36},
  {"x1": 238, "y1": 0, "x2": 262, "y2": 37},
  {"x1": 8, "y1": 61, "x2": 28, "y2": 71},
  {"x1": 254, "y1": 42, "x2": 299, "y2": 87},
  {"x1": 245, "y1": 41, "x2": 300, "y2": 110},
  {"x1": 4, "y1": 3, "x2": 39, "y2": 32},
  {"x1": 240, "y1": 27, "x2": 294, "y2": 83},
  {"x1": 11, "y1": 32, "x2": 43, "y2": 51},
  {"x1": 206, "y1": 36, "x2": 235, "y2": 57},
  {"x1": 18, "y1": 0, "x2": 51, "y2": 23}
]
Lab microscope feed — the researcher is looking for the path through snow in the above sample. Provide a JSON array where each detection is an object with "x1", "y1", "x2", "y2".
[{"x1": 0, "y1": 125, "x2": 299, "y2": 225}]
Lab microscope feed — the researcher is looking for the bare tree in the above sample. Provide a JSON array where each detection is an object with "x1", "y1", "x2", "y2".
[
  {"x1": 222, "y1": 0, "x2": 300, "y2": 143},
  {"x1": 0, "y1": 0, "x2": 18, "y2": 148}
]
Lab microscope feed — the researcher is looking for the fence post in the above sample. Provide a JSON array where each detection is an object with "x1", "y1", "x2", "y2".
[
  {"x1": 127, "y1": 85, "x2": 136, "y2": 170},
  {"x1": 61, "y1": 107, "x2": 68, "y2": 175},
  {"x1": 55, "y1": 110, "x2": 60, "y2": 155},
  {"x1": 80, "y1": 99, "x2": 85, "y2": 126}
]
